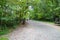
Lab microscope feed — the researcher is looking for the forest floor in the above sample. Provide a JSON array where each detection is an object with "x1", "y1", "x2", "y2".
[{"x1": 5, "y1": 20, "x2": 60, "y2": 40}]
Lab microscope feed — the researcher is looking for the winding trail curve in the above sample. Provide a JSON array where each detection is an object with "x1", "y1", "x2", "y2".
[{"x1": 8, "y1": 20, "x2": 60, "y2": 40}]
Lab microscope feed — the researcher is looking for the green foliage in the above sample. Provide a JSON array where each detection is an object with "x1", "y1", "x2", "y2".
[
  {"x1": 0, "y1": 0, "x2": 29, "y2": 35},
  {"x1": 29, "y1": 0, "x2": 60, "y2": 22},
  {"x1": 0, "y1": 26, "x2": 9, "y2": 35},
  {"x1": 0, "y1": 0, "x2": 28, "y2": 27},
  {"x1": 0, "y1": 0, "x2": 60, "y2": 35},
  {"x1": 0, "y1": 37, "x2": 8, "y2": 40}
]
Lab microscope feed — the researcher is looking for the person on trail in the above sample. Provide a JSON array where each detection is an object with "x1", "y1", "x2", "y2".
[
  {"x1": 22, "y1": 14, "x2": 26, "y2": 24},
  {"x1": 22, "y1": 12, "x2": 30, "y2": 24}
]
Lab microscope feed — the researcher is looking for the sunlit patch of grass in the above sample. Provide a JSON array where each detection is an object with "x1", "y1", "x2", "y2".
[{"x1": 0, "y1": 37, "x2": 8, "y2": 40}]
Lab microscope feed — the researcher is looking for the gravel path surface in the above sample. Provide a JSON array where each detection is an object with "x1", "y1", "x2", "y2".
[{"x1": 8, "y1": 20, "x2": 60, "y2": 40}]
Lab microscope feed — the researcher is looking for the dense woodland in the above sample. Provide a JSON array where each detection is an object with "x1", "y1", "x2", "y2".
[{"x1": 0, "y1": 0, "x2": 60, "y2": 35}]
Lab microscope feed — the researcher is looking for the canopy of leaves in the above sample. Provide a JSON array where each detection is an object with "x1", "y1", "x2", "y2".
[
  {"x1": 0, "y1": 0, "x2": 60, "y2": 27},
  {"x1": 29, "y1": 0, "x2": 60, "y2": 22},
  {"x1": 0, "y1": 0, "x2": 29, "y2": 27}
]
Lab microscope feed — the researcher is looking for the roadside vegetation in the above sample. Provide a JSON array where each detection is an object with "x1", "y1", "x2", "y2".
[
  {"x1": 0, "y1": 0, "x2": 60, "y2": 36},
  {"x1": 0, "y1": 37, "x2": 8, "y2": 40}
]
